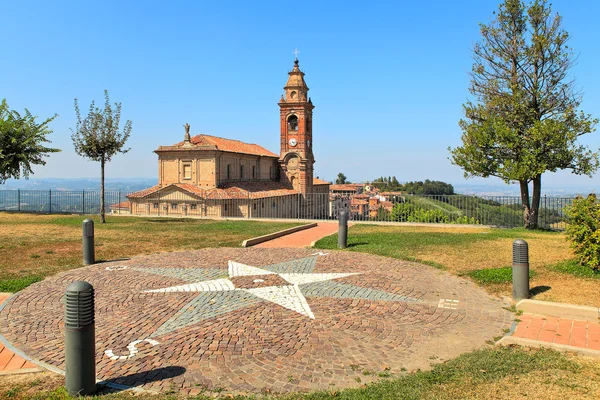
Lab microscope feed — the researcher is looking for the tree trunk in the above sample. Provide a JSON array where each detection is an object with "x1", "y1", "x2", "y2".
[
  {"x1": 519, "y1": 179, "x2": 531, "y2": 229},
  {"x1": 100, "y1": 158, "x2": 106, "y2": 223},
  {"x1": 530, "y1": 174, "x2": 542, "y2": 230}
]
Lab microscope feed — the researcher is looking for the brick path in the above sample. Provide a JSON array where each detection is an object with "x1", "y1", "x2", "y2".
[
  {"x1": 255, "y1": 222, "x2": 339, "y2": 248},
  {"x1": 513, "y1": 314, "x2": 600, "y2": 351},
  {"x1": 0, "y1": 248, "x2": 512, "y2": 394},
  {"x1": 0, "y1": 293, "x2": 40, "y2": 374}
]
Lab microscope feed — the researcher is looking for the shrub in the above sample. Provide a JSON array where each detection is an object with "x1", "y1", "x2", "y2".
[{"x1": 564, "y1": 194, "x2": 600, "y2": 271}]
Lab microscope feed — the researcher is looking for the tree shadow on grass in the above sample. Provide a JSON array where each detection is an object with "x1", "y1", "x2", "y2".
[
  {"x1": 98, "y1": 366, "x2": 186, "y2": 393},
  {"x1": 530, "y1": 285, "x2": 551, "y2": 296}
]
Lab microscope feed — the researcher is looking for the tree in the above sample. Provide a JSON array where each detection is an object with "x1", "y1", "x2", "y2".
[
  {"x1": 449, "y1": 0, "x2": 598, "y2": 229},
  {"x1": 335, "y1": 172, "x2": 348, "y2": 184},
  {"x1": 71, "y1": 90, "x2": 132, "y2": 223},
  {"x1": 0, "y1": 99, "x2": 60, "y2": 183}
]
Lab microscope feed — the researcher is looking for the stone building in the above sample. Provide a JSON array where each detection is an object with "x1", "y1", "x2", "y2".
[{"x1": 127, "y1": 58, "x2": 330, "y2": 218}]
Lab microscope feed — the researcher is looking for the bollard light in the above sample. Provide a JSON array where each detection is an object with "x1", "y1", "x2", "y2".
[
  {"x1": 65, "y1": 281, "x2": 96, "y2": 396},
  {"x1": 338, "y1": 210, "x2": 348, "y2": 249},
  {"x1": 512, "y1": 239, "x2": 530, "y2": 301},
  {"x1": 82, "y1": 219, "x2": 95, "y2": 265}
]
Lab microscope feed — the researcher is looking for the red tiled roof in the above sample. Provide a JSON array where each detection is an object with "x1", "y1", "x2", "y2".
[
  {"x1": 330, "y1": 184, "x2": 363, "y2": 191},
  {"x1": 313, "y1": 178, "x2": 330, "y2": 185},
  {"x1": 110, "y1": 201, "x2": 131, "y2": 209},
  {"x1": 127, "y1": 181, "x2": 298, "y2": 201},
  {"x1": 215, "y1": 181, "x2": 298, "y2": 199},
  {"x1": 381, "y1": 191, "x2": 404, "y2": 196},
  {"x1": 167, "y1": 134, "x2": 278, "y2": 158},
  {"x1": 351, "y1": 199, "x2": 368, "y2": 206}
]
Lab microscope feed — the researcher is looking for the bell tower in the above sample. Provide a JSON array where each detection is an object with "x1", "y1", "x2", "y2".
[{"x1": 278, "y1": 57, "x2": 315, "y2": 194}]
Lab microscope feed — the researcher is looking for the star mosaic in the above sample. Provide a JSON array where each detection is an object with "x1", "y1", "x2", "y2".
[{"x1": 135, "y1": 256, "x2": 421, "y2": 337}]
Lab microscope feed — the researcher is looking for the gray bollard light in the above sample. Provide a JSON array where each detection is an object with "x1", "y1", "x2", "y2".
[
  {"x1": 65, "y1": 281, "x2": 96, "y2": 396},
  {"x1": 338, "y1": 210, "x2": 348, "y2": 249},
  {"x1": 512, "y1": 239, "x2": 530, "y2": 301},
  {"x1": 82, "y1": 219, "x2": 95, "y2": 265}
]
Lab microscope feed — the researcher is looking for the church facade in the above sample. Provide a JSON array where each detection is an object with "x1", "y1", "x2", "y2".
[{"x1": 127, "y1": 59, "x2": 330, "y2": 218}]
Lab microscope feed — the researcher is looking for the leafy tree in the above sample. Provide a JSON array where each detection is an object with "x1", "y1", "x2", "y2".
[
  {"x1": 71, "y1": 90, "x2": 132, "y2": 223},
  {"x1": 449, "y1": 0, "x2": 598, "y2": 229},
  {"x1": 0, "y1": 99, "x2": 60, "y2": 183},
  {"x1": 335, "y1": 172, "x2": 348, "y2": 184}
]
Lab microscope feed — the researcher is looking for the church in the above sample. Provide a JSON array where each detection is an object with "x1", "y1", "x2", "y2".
[{"x1": 127, "y1": 58, "x2": 330, "y2": 218}]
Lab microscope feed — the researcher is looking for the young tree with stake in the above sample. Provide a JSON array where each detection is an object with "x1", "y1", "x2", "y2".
[{"x1": 71, "y1": 90, "x2": 132, "y2": 223}]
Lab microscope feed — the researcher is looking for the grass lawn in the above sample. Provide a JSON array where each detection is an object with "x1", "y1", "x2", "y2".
[
  {"x1": 1, "y1": 347, "x2": 599, "y2": 399},
  {"x1": 314, "y1": 224, "x2": 600, "y2": 307},
  {"x1": 0, "y1": 213, "x2": 301, "y2": 289}
]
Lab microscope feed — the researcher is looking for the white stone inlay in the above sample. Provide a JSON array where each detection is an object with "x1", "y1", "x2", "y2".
[
  {"x1": 228, "y1": 260, "x2": 275, "y2": 277},
  {"x1": 144, "y1": 278, "x2": 235, "y2": 293},
  {"x1": 106, "y1": 265, "x2": 128, "y2": 271},
  {"x1": 438, "y1": 299, "x2": 459, "y2": 310},
  {"x1": 144, "y1": 260, "x2": 362, "y2": 319},
  {"x1": 104, "y1": 338, "x2": 159, "y2": 361},
  {"x1": 311, "y1": 252, "x2": 329, "y2": 256},
  {"x1": 245, "y1": 285, "x2": 315, "y2": 319},
  {"x1": 279, "y1": 272, "x2": 360, "y2": 286}
]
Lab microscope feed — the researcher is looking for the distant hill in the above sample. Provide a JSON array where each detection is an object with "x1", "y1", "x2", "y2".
[{"x1": 0, "y1": 178, "x2": 157, "y2": 192}]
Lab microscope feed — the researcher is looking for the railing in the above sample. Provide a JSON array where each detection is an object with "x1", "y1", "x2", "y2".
[{"x1": 0, "y1": 190, "x2": 577, "y2": 230}]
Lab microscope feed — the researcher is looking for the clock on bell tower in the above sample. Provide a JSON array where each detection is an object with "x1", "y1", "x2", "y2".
[{"x1": 278, "y1": 57, "x2": 315, "y2": 194}]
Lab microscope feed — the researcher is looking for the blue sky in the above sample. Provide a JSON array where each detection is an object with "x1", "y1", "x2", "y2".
[{"x1": 1, "y1": 0, "x2": 599, "y2": 188}]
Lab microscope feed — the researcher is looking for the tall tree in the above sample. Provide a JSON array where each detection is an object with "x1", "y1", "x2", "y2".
[
  {"x1": 0, "y1": 99, "x2": 60, "y2": 183},
  {"x1": 71, "y1": 90, "x2": 132, "y2": 223},
  {"x1": 335, "y1": 172, "x2": 348, "y2": 184},
  {"x1": 449, "y1": 0, "x2": 598, "y2": 229}
]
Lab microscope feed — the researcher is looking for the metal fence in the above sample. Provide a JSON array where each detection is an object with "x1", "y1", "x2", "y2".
[{"x1": 0, "y1": 189, "x2": 576, "y2": 229}]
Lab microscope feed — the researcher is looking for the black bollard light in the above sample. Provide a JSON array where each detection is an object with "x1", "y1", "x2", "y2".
[
  {"x1": 82, "y1": 219, "x2": 95, "y2": 265},
  {"x1": 65, "y1": 281, "x2": 96, "y2": 396},
  {"x1": 338, "y1": 210, "x2": 348, "y2": 249},
  {"x1": 512, "y1": 239, "x2": 530, "y2": 300}
]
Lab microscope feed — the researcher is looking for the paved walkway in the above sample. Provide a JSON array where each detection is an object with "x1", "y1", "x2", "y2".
[
  {"x1": 513, "y1": 314, "x2": 600, "y2": 351},
  {"x1": 0, "y1": 248, "x2": 511, "y2": 394},
  {"x1": 0, "y1": 293, "x2": 41, "y2": 375},
  {"x1": 255, "y1": 222, "x2": 339, "y2": 248}
]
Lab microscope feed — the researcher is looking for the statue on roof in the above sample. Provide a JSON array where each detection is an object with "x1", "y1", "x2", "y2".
[{"x1": 183, "y1": 123, "x2": 191, "y2": 142}]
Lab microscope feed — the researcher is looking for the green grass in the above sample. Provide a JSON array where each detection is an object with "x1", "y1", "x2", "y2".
[
  {"x1": 550, "y1": 259, "x2": 600, "y2": 279},
  {"x1": 2, "y1": 347, "x2": 585, "y2": 399},
  {"x1": 0, "y1": 276, "x2": 43, "y2": 292},
  {"x1": 314, "y1": 224, "x2": 559, "y2": 263},
  {"x1": 466, "y1": 266, "x2": 537, "y2": 284},
  {"x1": 0, "y1": 213, "x2": 303, "y2": 283}
]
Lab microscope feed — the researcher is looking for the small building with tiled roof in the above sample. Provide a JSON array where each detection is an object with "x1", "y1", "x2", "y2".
[{"x1": 127, "y1": 58, "x2": 329, "y2": 218}]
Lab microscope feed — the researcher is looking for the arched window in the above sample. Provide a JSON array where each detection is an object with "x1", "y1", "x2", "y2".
[{"x1": 288, "y1": 115, "x2": 298, "y2": 131}]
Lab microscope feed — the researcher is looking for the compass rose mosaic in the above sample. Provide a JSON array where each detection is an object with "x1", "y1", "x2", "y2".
[
  {"x1": 0, "y1": 248, "x2": 512, "y2": 394},
  {"x1": 136, "y1": 256, "x2": 419, "y2": 337}
]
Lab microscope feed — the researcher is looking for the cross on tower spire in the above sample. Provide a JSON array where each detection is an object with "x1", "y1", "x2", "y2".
[{"x1": 293, "y1": 48, "x2": 300, "y2": 61}]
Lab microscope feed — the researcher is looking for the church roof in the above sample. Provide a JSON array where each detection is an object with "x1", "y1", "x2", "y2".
[
  {"x1": 127, "y1": 181, "x2": 298, "y2": 201},
  {"x1": 313, "y1": 178, "x2": 330, "y2": 185},
  {"x1": 163, "y1": 134, "x2": 278, "y2": 158}
]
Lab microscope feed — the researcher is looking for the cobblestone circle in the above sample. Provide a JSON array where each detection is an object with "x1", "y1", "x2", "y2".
[{"x1": 0, "y1": 248, "x2": 513, "y2": 395}]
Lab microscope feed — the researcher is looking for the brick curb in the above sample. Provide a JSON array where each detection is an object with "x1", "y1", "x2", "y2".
[
  {"x1": 242, "y1": 222, "x2": 318, "y2": 247},
  {"x1": 517, "y1": 299, "x2": 600, "y2": 322},
  {"x1": 497, "y1": 335, "x2": 600, "y2": 357}
]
